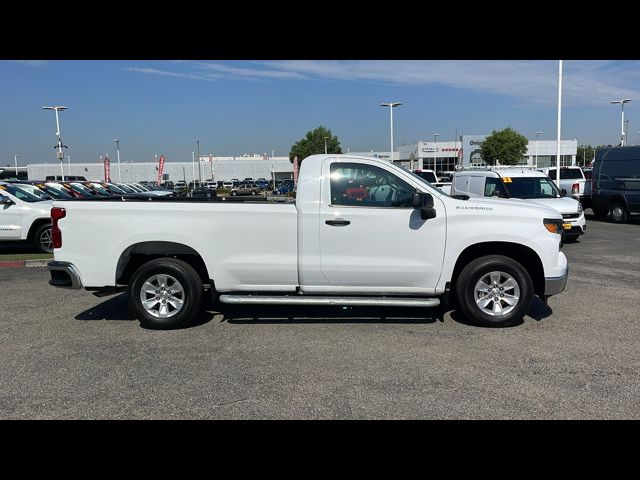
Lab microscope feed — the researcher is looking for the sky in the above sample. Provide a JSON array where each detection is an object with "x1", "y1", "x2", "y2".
[{"x1": 1, "y1": 60, "x2": 640, "y2": 166}]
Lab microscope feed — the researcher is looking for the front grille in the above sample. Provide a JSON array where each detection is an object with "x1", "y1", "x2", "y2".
[{"x1": 562, "y1": 213, "x2": 579, "y2": 219}]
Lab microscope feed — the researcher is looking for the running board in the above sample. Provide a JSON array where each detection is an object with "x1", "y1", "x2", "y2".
[{"x1": 218, "y1": 295, "x2": 440, "y2": 308}]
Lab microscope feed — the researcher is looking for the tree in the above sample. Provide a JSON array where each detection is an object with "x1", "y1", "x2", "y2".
[
  {"x1": 479, "y1": 127, "x2": 528, "y2": 166},
  {"x1": 289, "y1": 126, "x2": 342, "y2": 165}
]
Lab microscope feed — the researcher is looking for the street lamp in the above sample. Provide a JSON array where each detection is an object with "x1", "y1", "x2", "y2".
[
  {"x1": 113, "y1": 139, "x2": 122, "y2": 182},
  {"x1": 611, "y1": 99, "x2": 631, "y2": 146},
  {"x1": 13, "y1": 154, "x2": 21, "y2": 176},
  {"x1": 433, "y1": 133, "x2": 440, "y2": 171},
  {"x1": 323, "y1": 136, "x2": 330, "y2": 155},
  {"x1": 380, "y1": 102, "x2": 402, "y2": 162},
  {"x1": 535, "y1": 131, "x2": 543, "y2": 168},
  {"x1": 42, "y1": 105, "x2": 68, "y2": 181}
]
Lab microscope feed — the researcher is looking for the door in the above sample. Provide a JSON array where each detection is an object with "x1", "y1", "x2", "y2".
[
  {"x1": 317, "y1": 160, "x2": 446, "y2": 294},
  {"x1": 0, "y1": 191, "x2": 22, "y2": 240}
]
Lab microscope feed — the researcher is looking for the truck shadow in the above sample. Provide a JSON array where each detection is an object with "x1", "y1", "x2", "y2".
[
  {"x1": 74, "y1": 293, "x2": 552, "y2": 328},
  {"x1": 74, "y1": 293, "x2": 215, "y2": 328}
]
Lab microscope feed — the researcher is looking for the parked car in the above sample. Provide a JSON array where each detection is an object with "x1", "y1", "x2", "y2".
[
  {"x1": 191, "y1": 187, "x2": 218, "y2": 198},
  {"x1": 230, "y1": 183, "x2": 261, "y2": 196},
  {"x1": 222, "y1": 181, "x2": 233, "y2": 189},
  {"x1": 590, "y1": 146, "x2": 640, "y2": 223},
  {"x1": 413, "y1": 170, "x2": 452, "y2": 194},
  {"x1": 274, "y1": 184, "x2": 294, "y2": 195},
  {"x1": 0, "y1": 182, "x2": 53, "y2": 252},
  {"x1": 64, "y1": 182, "x2": 99, "y2": 198},
  {"x1": 452, "y1": 168, "x2": 586, "y2": 241},
  {"x1": 11, "y1": 182, "x2": 53, "y2": 201},
  {"x1": 47, "y1": 154, "x2": 568, "y2": 330},
  {"x1": 539, "y1": 166, "x2": 592, "y2": 209}
]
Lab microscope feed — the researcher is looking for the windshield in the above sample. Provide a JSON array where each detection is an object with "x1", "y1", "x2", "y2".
[
  {"x1": 45, "y1": 183, "x2": 75, "y2": 198},
  {"x1": 68, "y1": 183, "x2": 96, "y2": 196},
  {"x1": 105, "y1": 183, "x2": 127, "y2": 194},
  {"x1": 547, "y1": 168, "x2": 584, "y2": 180},
  {"x1": 134, "y1": 184, "x2": 151, "y2": 191},
  {"x1": 406, "y1": 170, "x2": 450, "y2": 196},
  {"x1": 502, "y1": 176, "x2": 561, "y2": 199},
  {"x1": 413, "y1": 171, "x2": 438, "y2": 183},
  {"x1": 90, "y1": 183, "x2": 112, "y2": 195},
  {"x1": 117, "y1": 184, "x2": 136, "y2": 193},
  {"x1": 13, "y1": 184, "x2": 52, "y2": 200},
  {"x1": 0, "y1": 184, "x2": 46, "y2": 202},
  {"x1": 127, "y1": 184, "x2": 144, "y2": 192}
]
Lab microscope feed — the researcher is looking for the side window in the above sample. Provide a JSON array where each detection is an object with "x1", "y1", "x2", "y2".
[
  {"x1": 484, "y1": 177, "x2": 507, "y2": 197},
  {"x1": 330, "y1": 162, "x2": 415, "y2": 208}
]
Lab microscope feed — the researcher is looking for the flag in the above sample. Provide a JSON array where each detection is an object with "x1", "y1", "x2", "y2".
[
  {"x1": 293, "y1": 155, "x2": 299, "y2": 186},
  {"x1": 157, "y1": 155, "x2": 165, "y2": 184},
  {"x1": 104, "y1": 155, "x2": 111, "y2": 182}
]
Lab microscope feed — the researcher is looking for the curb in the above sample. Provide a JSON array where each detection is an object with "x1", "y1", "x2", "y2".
[{"x1": 0, "y1": 259, "x2": 51, "y2": 269}]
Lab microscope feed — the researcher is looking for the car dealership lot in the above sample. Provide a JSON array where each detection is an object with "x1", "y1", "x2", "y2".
[{"x1": 1, "y1": 212, "x2": 639, "y2": 419}]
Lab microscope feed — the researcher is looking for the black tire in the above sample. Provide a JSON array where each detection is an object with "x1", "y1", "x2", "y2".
[
  {"x1": 32, "y1": 223, "x2": 53, "y2": 253},
  {"x1": 455, "y1": 255, "x2": 534, "y2": 328},
  {"x1": 231, "y1": 191, "x2": 237, "y2": 196},
  {"x1": 609, "y1": 202, "x2": 628, "y2": 223},
  {"x1": 128, "y1": 258, "x2": 203, "y2": 330},
  {"x1": 251, "y1": 190, "x2": 256, "y2": 195},
  {"x1": 591, "y1": 207, "x2": 608, "y2": 218}
]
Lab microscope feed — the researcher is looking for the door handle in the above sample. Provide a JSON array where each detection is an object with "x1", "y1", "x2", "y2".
[{"x1": 325, "y1": 219, "x2": 350, "y2": 226}]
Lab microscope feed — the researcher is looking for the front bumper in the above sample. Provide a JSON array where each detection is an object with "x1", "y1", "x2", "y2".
[
  {"x1": 544, "y1": 265, "x2": 568, "y2": 296},
  {"x1": 48, "y1": 261, "x2": 83, "y2": 290}
]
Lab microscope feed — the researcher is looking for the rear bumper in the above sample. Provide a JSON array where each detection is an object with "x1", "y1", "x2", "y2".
[
  {"x1": 544, "y1": 265, "x2": 568, "y2": 296},
  {"x1": 48, "y1": 261, "x2": 83, "y2": 290}
]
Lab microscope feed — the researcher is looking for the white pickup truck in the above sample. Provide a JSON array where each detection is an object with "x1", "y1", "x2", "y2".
[
  {"x1": 0, "y1": 182, "x2": 53, "y2": 252},
  {"x1": 539, "y1": 167, "x2": 592, "y2": 208},
  {"x1": 48, "y1": 155, "x2": 569, "y2": 329}
]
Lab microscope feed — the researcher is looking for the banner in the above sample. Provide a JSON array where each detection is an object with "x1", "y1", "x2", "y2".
[
  {"x1": 104, "y1": 155, "x2": 111, "y2": 182},
  {"x1": 157, "y1": 155, "x2": 165, "y2": 184},
  {"x1": 293, "y1": 155, "x2": 299, "y2": 186}
]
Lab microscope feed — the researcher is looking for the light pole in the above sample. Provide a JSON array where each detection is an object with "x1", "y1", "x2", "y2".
[
  {"x1": 197, "y1": 140, "x2": 202, "y2": 186},
  {"x1": 555, "y1": 61, "x2": 563, "y2": 187},
  {"x1": 625, "y1": 119, "x2": 629, "y2": 147},
  {"x1": 323, "y1": 136, "x2": 330, "y2": 154},
  {"x1": 66, "y1": 155, "x2": 71, "y2": 177},
  {"x1": 113, "y1": 139, "x2": 122, "y2": 182},
  {"x1": 14, "y1": 154, "x2": 21, "y2": 177},
  {"x1": 610, "y1": 99, "x2": 631, "y2": 146},
  {"x1": 191, "y1": 152, "x2": 196, "y2": 187},
  {"x1": 535, "y1": 131, "x2": 543, "y2": 168},
  {"x1": 380, "y1": 102, "x2": 402, "y2": 163},
  {"x1": 42, "y1": 105, "x2": 68, "y2": 181},
  {"x1": 433, "y1": 133, "x2": 440, "y2": 171}
]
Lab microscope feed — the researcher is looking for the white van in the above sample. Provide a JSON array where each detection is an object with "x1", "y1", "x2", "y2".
[{"x1": 452, "y1": 168, "x2": 586, "y2": 241}]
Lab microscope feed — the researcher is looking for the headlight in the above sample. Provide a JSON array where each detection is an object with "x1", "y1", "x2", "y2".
[
  {"x1": 544, "y1": 218, "x2": 563, "y2": 234},
  {"x1": 577, "y1": 202, "x2": 583, "y2": 214}
]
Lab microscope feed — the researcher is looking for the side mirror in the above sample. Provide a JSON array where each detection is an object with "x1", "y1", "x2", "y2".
[
  {"x1": 1, "y1": 197, "x2": 14, "y2": 206},
  {"x1": 412, "y1": 192, "x2": 436, "y2": 220},
  {"x1": 560, "y1": 188, "x2": 567, "y2": 197}
]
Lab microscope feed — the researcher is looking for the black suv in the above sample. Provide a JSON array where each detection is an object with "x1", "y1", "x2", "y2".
[{"x1": 591, "y1": 146, "x2": 640, "y2": 223}]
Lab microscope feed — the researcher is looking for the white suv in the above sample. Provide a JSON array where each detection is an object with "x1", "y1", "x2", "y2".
[
  {"x1": 0, "y1": 182, "x2": 54, "y2": 252},
  {"x1": 452, "y1": 168, "x2": 586, "y2": 241}
]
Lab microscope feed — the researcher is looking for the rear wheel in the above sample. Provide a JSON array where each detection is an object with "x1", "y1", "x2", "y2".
[
  {"x1": 455, "y1": 255, "x2": 534, "y2": 328},
  {"x1": 231, "y1": 191, "x2": 237, "y2": 196},
  {"x1": 609, "y1": 202, "x2": 628, "y2": 223},
  {"x1": 128, "y1": 258, "x2": 203, "y2": 330},
  {"x1": 251, "y1": 190, "x2": 256, "y2": 195},
  {"x1": 33, "y1": 224, "x2": 53, "y2": 253}
]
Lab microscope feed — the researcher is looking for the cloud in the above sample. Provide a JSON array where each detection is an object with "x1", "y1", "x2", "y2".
[
  {"x1": 126, "y1": 66, "x2": 217, "y2": 81},
  {"x1": 125, "y1": 60, "x2": 640, "y2": 107},
  {"x1": 13, "y1": 60, "x2": 48, "y2": 67}
]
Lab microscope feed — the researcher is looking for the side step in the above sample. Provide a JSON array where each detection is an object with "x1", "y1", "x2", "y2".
[{"x1": 218, "y1": 295, "x2": 440, "y2": 308}]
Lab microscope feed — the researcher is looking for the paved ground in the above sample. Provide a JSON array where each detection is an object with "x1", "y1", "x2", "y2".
[{"x1": 1, "y1": 212, "x2": 639, "y2": 419}]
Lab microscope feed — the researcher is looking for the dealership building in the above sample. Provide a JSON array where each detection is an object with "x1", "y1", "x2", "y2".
[
  {"x1": 26, "y1": 155, "x2": 294, "y2": 183},
  {"x1": 397, "y1": 135, "x2": 577, "y2": 172}
]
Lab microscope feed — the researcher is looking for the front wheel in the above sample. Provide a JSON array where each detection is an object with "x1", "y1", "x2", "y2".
[
  {"x1": 609, "y1": 203, "x2": 628, "y2": 223},
  {"x1": 128, "y1": 258, "x2": 203, "y2": 330},
  {"x1": 455, "y1": 255, "x2": 534, "y2": 328}
]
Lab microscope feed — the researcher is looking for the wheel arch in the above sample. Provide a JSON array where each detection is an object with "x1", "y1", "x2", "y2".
[
  {"x1": 26, "y1": 218, "x2": 52, "y2": 242},
  {"x1": 450, "y1": 242, "x2": 545, "y2": 296},
  {"x1": 116, "y1": 241, "x2": 211, "y2": 286}
]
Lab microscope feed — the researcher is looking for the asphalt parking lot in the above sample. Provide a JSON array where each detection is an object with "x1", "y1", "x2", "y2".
[{"x1": 1, "y1": 211, "x2": 639, "y2": 419}]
